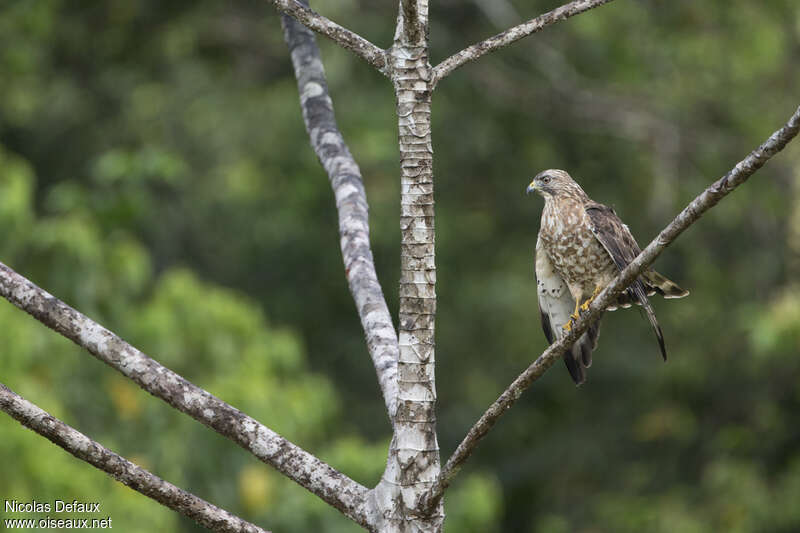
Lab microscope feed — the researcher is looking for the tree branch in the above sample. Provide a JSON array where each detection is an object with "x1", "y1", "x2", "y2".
[
  {"x1": 281, "y1": 5, "x2": 400, "y2": 424},
  {"x1": 421, "y1": 104, "x2": 800, "y2": 510},
  {"x1": 0, "y1": 262, "x2": 371, "y2": 528},
  {"x1": 0, "y1": 383, "x2": 269, "y2": 533},
  {"x1": 432, "y1": 0, "x2": 616, "y2": 86},
  {"x1": 270, "y1": 0, "x2": 388, "y2": 74}
]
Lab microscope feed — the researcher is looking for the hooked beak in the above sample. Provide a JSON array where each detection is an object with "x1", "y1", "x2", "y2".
[{"x1": 525, "y1": 181, "x2": 537, "y2": 195}]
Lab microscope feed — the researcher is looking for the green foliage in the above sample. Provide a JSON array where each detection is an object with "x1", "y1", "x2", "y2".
[
  {"x1": 444, "y1": 473, "x2": 503, "y2": 533},
  {"x1": 1, "y1": 0, "x2": 799, "y2": 531},
  {"x1": 0, "y1": 160, "x2": 380, "y2": 531}
]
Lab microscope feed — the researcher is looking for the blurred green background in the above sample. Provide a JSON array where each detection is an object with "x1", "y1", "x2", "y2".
[{"x1": 1, "y1": 0, "x2": 799, "y2": 531}]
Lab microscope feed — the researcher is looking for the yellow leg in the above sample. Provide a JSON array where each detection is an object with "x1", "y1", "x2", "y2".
[
  {"x1": 562, "y1": 299, "x2": 582, "y2": 331},
  {"x1": 563, "y1": 286, "x2": 602, "y2": 331},
  {"x1": 579, "y1": 285, "x2": 603, "y2": 312}
]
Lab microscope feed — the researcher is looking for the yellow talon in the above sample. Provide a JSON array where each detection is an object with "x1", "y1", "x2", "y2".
[
  {"x1": 579, "y1": 286, "x2": 602, "y2": 312},
  {"x1": 563, "y1": 298, "x2": 582, "y2": 331}
]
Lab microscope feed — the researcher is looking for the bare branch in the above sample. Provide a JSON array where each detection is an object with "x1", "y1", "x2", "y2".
[
  {"x1": 422, "y1": 104, "x2": 800, "y2": 509},
  {"x1": 0, "y1": 262, "x2": 371, "y2": 528},
  {"x1": 281, "y1": 5, "x2": 400, "y2": 423},
  {"x1": 269, "y1": 0, "x2": 388, "y2": 74},
  {"x1": 0, "y1": 383, "x2": 269, "y2": 533},
  {"x1": 432, "y1": 0, "x2": 616, "y2": 86}
]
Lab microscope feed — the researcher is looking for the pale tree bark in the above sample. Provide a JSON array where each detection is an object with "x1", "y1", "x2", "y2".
[
  {"x1": 2, "y1": 1, "x2": 799, "y2": 532},
  {"x1": 268, "y1": 0, "x2": 388, "y2": 73},
  {"x1": 0, "y1": 383, "x2": 269, "y2": 533},
  {"x1": 281, "y1": 6, "x2": 400, "y2": 423},
  {"x1": 0, "y1": 262, "x2": 371, "y2": 529},
  {"x1": 369, "y1": 1, "x2": 445, "y2": 531}
]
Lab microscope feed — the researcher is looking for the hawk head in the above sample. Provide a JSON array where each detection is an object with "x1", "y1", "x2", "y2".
[{"x1": 526, "y1": 169, "x2": 586, "y2": 199}]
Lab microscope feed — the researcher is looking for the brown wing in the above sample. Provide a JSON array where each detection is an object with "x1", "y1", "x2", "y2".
[{"x1": 584, "y1": 202, "x2": 667, "y2": 361}]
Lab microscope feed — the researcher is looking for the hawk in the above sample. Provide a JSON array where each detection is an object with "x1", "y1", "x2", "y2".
[{"x1": 526, "y1": 169, "x2": 688, "y2": 385}]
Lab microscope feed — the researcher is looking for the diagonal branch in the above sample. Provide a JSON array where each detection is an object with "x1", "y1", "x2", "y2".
[
  {"x1": 421, "y1": 104, "x2": 800, "y2": 510},
  {"x1": 282, "y1": 5, "x2": 400, "y2": 423},
  {"x1": 0, "y1": 262, "x2": 371, "y2": 528},
  {"x1": 270, "y1": 0, "x2": 388, "y2": 74},
  {"x1": 432, "y1": 0, "x2": 616, "y2": 86},
  {"x1": 0, "y1": 383, "x2": 269, "y2": 533}
]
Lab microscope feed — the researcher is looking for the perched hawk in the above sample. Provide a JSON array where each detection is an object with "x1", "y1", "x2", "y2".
[{"x1": 526, "y1": 169, "x2": 688, "y2": 385}]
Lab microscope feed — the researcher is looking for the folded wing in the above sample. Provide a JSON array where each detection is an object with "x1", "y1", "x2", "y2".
[{"x1": 584, "y1": 202, "x2": 669, "y2": 360}]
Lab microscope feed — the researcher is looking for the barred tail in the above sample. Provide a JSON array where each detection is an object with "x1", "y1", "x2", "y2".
[{"x1": 642, "y1": 270, "x2": 690, "y2": 299}]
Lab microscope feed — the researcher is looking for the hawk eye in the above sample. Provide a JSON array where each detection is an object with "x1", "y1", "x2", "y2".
[{"x1": 542, "y1": 176, "x2": 551, "y2": 184}]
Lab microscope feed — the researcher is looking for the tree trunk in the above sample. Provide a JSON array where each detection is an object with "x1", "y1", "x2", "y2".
[{"x1": 368, "y1": 4, "x2": 444, "y2": 531}]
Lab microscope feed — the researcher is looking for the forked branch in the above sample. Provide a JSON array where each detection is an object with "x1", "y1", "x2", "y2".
[
  {"x1": 432, "y1": 0, "x2": 616, "y2": 86},
  {"x1": 282, "y1": 4, "x2": 400, "y2": 423},
  {"x1": 270, "y1": 0, "x2": 388, "y2": 74},
  {"x1": 421, "y1": 104, "x2": 800, "y2": 509},
  {"x1": 0, "y1": 383, "x2": 269, "y2": 533},
  {"x1": 0, "y1": 262, "x2": 371, "y2": 528}
]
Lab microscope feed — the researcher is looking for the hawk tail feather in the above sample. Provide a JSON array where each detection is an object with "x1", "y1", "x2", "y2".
[
  {"x1": 607, "y1": 271, "x2": 688, "y2": 310},
  {"x1": 642, "y1": 270, "x2": 689, "y2": 299},
  {"x1": 631, "y1": 282, "x2": 667, "y2": 361},
  {"x1": 564, "y1": 321, "x2": 601, "y2": 386},
  {"x1": 564, "y1": 349, "x2": 585, "y2": 385}
]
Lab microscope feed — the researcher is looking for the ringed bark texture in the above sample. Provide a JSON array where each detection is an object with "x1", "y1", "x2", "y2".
[{"x1": 375, "y1": 2, "x2": 444, "y2": 529}]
